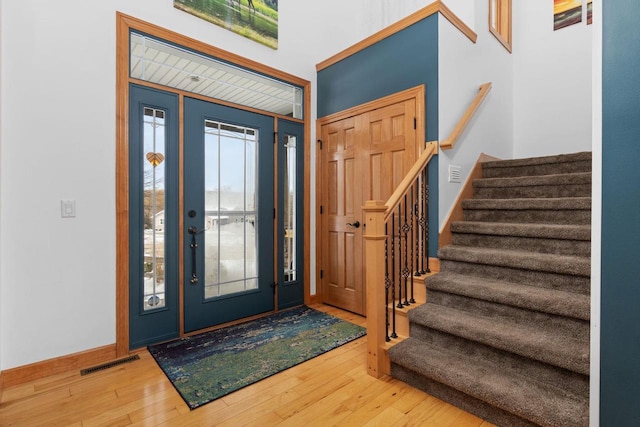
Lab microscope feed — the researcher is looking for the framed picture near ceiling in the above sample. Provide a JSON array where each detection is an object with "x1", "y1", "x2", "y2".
[
  {"x1": 554, "y1": 0, "x2": 582, "y2": 31},
  {"x1": 174, "y1": 0, "x2": 278, "y2": 49},
  {"x1": 587, "y1": 0, "x2": 593, "y2": 25}
]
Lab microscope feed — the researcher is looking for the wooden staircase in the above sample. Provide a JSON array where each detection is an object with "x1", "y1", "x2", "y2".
[{"x1": 387, "y1": 152, "x2": 592, "y2": 427}]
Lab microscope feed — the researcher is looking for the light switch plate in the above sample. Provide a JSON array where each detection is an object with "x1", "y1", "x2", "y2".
[{"x1": 61, "y1": 200, "x2": 76, "y2": 218}]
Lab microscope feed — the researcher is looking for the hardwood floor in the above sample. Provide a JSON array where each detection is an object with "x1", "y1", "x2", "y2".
[{"x1": 0, "y1": 305, "x2": 493, "y2": 426}]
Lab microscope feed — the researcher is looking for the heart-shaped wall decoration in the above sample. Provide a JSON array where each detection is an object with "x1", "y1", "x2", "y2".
[{"x1": 146, "y1": 152, "x2": 165, "y2": 167}]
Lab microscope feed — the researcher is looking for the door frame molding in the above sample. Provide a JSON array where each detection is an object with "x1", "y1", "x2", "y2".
[
  {"x1": 314, "y1": 85, "x2": 425, "y2": 304},
  {"x1": 116, "y1": 13, "x2": 311, "y2": 356}
]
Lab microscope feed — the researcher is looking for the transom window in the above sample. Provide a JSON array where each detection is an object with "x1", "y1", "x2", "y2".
[{"x1": 130, "y1": 33, "x2": 303, "y2": 118}]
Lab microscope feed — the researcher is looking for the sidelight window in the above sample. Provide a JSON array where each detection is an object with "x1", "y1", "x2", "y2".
[
  {"x1": 283, "y1": 134, "x2": 297, "y2": 283},
  {"x1": 142, "y1": 107, "x2": 167, "y2": 310}
]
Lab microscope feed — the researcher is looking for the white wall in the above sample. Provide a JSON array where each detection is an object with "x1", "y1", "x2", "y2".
[
  {"x1": 0, "y1": 0, "x2": 346, "y2": 370},
  {"x1": 513, "y1": 1, "x2": 592, "y2": 158},
  {"x1": 437, "y1": 8, "x2": 514, "y2": 228},
  {"x1": 0, "y1": 0, "x2": 480, "y2": 370}
]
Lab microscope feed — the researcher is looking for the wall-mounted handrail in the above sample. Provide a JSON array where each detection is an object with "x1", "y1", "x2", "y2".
[
  {"x1": 440, "y1": 82, "x2": 492, "y2": 151},
  {"x1": 384, "y1": 142, "x2": 439, "y2": 222}
]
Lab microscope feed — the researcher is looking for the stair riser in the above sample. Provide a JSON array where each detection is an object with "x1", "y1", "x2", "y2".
[
  {"x1": 463, "y1": 209, "x2": 591, "y2": 225},
  {"x1": 391, "y1": 363, "x2": 541, "y2": 427},
  {"x1": 474, "y1": 184, "x2": 591, "y2": 199},
  {"x1": 407, "y1": 325, "x2": 589, "y2": 399},
  {"x1": 439, "y1": 259, "x2": 590, "y2": 295},
  {"x1": 452, "y1": 233, "x2": 591, "y2": 256},
  {"x1": 426, "y1": 290, "x2": 590, "y2": 340},
  {"x1": 482, "y1": 161, "x2": 592, "y2": 178}
]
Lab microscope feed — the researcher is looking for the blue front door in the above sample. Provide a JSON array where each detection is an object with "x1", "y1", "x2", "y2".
[{"x1": 183, "y1": 97, "x2": 275, "y2": 332}]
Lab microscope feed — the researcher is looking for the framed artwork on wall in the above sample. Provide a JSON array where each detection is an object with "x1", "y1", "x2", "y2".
[
  {"x1": 174, "y1": 0, "x2": 278, "y2": 49},
  {"x1": 587, "y1": 0, "x2": 593, "y2": 25},
  {"x1": 554, "y1": 0, "x2": 582, "y2": 31}
]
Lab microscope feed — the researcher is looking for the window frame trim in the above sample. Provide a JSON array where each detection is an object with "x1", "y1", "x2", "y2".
[{"x1": 489, "y1": 0, "x2": 513, "y2": 53}]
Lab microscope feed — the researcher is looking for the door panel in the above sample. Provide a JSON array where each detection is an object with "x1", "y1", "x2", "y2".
[
  {"x1": 277, "y1": 119, "x2": 305, "y2": 309},
  {"x1": 183, "y1": 97, "x2": 275, "y2": 333},
  {"x1": 366, "y1": 99, "x2": 417, "y2": 202},
  {"x1": 129, "y1": 85, "x2": 180, "y2": 349},
  {"x1": 321, "y1": 118, "x2": 364, "y2": 314},
  {"x1": 320, "y1": 98, "x2": 417, "y2": 315}
]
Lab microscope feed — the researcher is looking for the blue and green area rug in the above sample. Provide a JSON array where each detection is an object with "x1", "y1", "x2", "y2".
[{"x1": 148, "y1": 306, "x2": 366, "y2": 409}]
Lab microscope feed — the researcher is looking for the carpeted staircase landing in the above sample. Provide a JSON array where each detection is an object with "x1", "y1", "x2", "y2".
[{"x1": 388, "y1": 152, "x2": 591, "y2": 427}]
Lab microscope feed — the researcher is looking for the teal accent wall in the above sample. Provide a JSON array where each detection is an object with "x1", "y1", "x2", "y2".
[
  {"x1": 317, "y1": 15, "x2": 439, "y2": 254},
  {"x1": 601, "y1": 1, "x2": 640, "y2": 424}
]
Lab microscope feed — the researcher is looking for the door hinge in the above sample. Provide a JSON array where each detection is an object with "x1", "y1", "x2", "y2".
[
  {"x1": 274, "y1": 208, "x2": 276, "y2": 219},
  {"x1": 320, "y1": 205, "x2": 324, "y2": 214},
  {"x1": 414, "y1": 117, "x2": 417, "y2": 130},
  {"x1": 317, "y1": 139, "x2": 323, "y2": 150},
  {"x1": 274, "y1": 131, "x2": 278, "y2": 144},
  {"x1": 271, "y1": 282, "x2": 278, "y2": 294},
  {"x1": 320, "y1": 270, "x2": 324, "y2": 279}
]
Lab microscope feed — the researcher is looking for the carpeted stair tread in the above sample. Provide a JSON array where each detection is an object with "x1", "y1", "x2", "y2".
[
  {"x1": 462, "y1": 197, "x2": 591, "y2": 211},
  {"x1": 483, "y1": 151, "x2": 591, "y2": 169},
  {"x1": 451, "y1": 221, "x2": 591, "y2": 241},
  {"x1": 425, "y1": 272, "x2": 590, "y2": 320},
  {"x1": 388, "y1": 339, "x2": 588, "y2": 427},
  {"x1": 482, "y1": 152, "x2": 592, "y2": 178},
  {"x1": 438, "y1": 246, "x2": 590, "y2": 277},
  {"x1": 473, "y1": 172, "x2": 591, "y2": 189},
  {"x1": 408, "y1": 303, "x2": 590, "y2": 375},
  {"x1": 473, "y1": 172, "x2": 592, "y2": 199},
  {"x1": 474, "y1": 172, "x2": 591, "y2": 189},
  {"x1": 450, "y1": 221, "x2": 591, "y2": 256}
]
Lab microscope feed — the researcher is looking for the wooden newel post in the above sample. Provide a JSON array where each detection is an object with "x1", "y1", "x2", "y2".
[{"x1": 363, "y1": 200, "x2": 389, "y2": 378}]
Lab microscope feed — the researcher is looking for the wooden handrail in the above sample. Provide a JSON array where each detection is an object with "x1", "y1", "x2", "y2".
[
  {"x1": 440, "y1": 82, "x2": 492, "y2": 151},
  {"x1": 384, "y1": 141, "x2": 439, "y2": 221},
  {"x1": 363, "y1": 141, "x2": 438, "y2": 378}
]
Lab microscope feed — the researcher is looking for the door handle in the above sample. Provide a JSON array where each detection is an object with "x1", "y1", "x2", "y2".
[
  {"x1": 347, "y1": 220, "x2": 361, "y2": 228},
  {"x1": 188, "y1": 226, "x2": 205, "y2": 285}
]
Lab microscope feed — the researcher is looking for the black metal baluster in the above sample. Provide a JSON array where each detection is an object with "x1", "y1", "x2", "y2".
[
  {"x1": 402, "y1": 194, "x2": 410, "y2": 306},
  {"x1": 390, "y1": 214, "x2": 398, "y2": 339},
  {"x1": 414, "y1": 180, "x2": 421, "y2": 276},
  {"x1": 424, "y1": 168, "x2": 431, "y2": 273},
  {"x1": 409, "y1": 184, "x2": 416, "y2": 304},
  {"x1": 418, "y1": 169, "x2": 425, "y2": 274},
  {"x1": 384, "y1": 223, "x2": 391, "y2": 342},
  {"x1": 397, "y1": 203, "x2": 404, "y2": 308}
]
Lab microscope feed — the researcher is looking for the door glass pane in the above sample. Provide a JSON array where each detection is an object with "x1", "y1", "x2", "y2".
[
  {"x1": 204, "y1": 120, "x2": 259, "y2": 299},
  {"x1": 284, "y1": 135, "x2": 297, "y2": 283},
  {"x1": 143, "y1": 107, "x2": 166, "y2": 310}
]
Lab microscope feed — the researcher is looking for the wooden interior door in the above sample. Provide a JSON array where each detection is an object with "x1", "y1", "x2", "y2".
[
  {"x1": 320, "y1": 117, "x2": 365, "y2": 314},
  {"x1": 319, "y1": 96, "x2": 418, "y2": 315}
]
